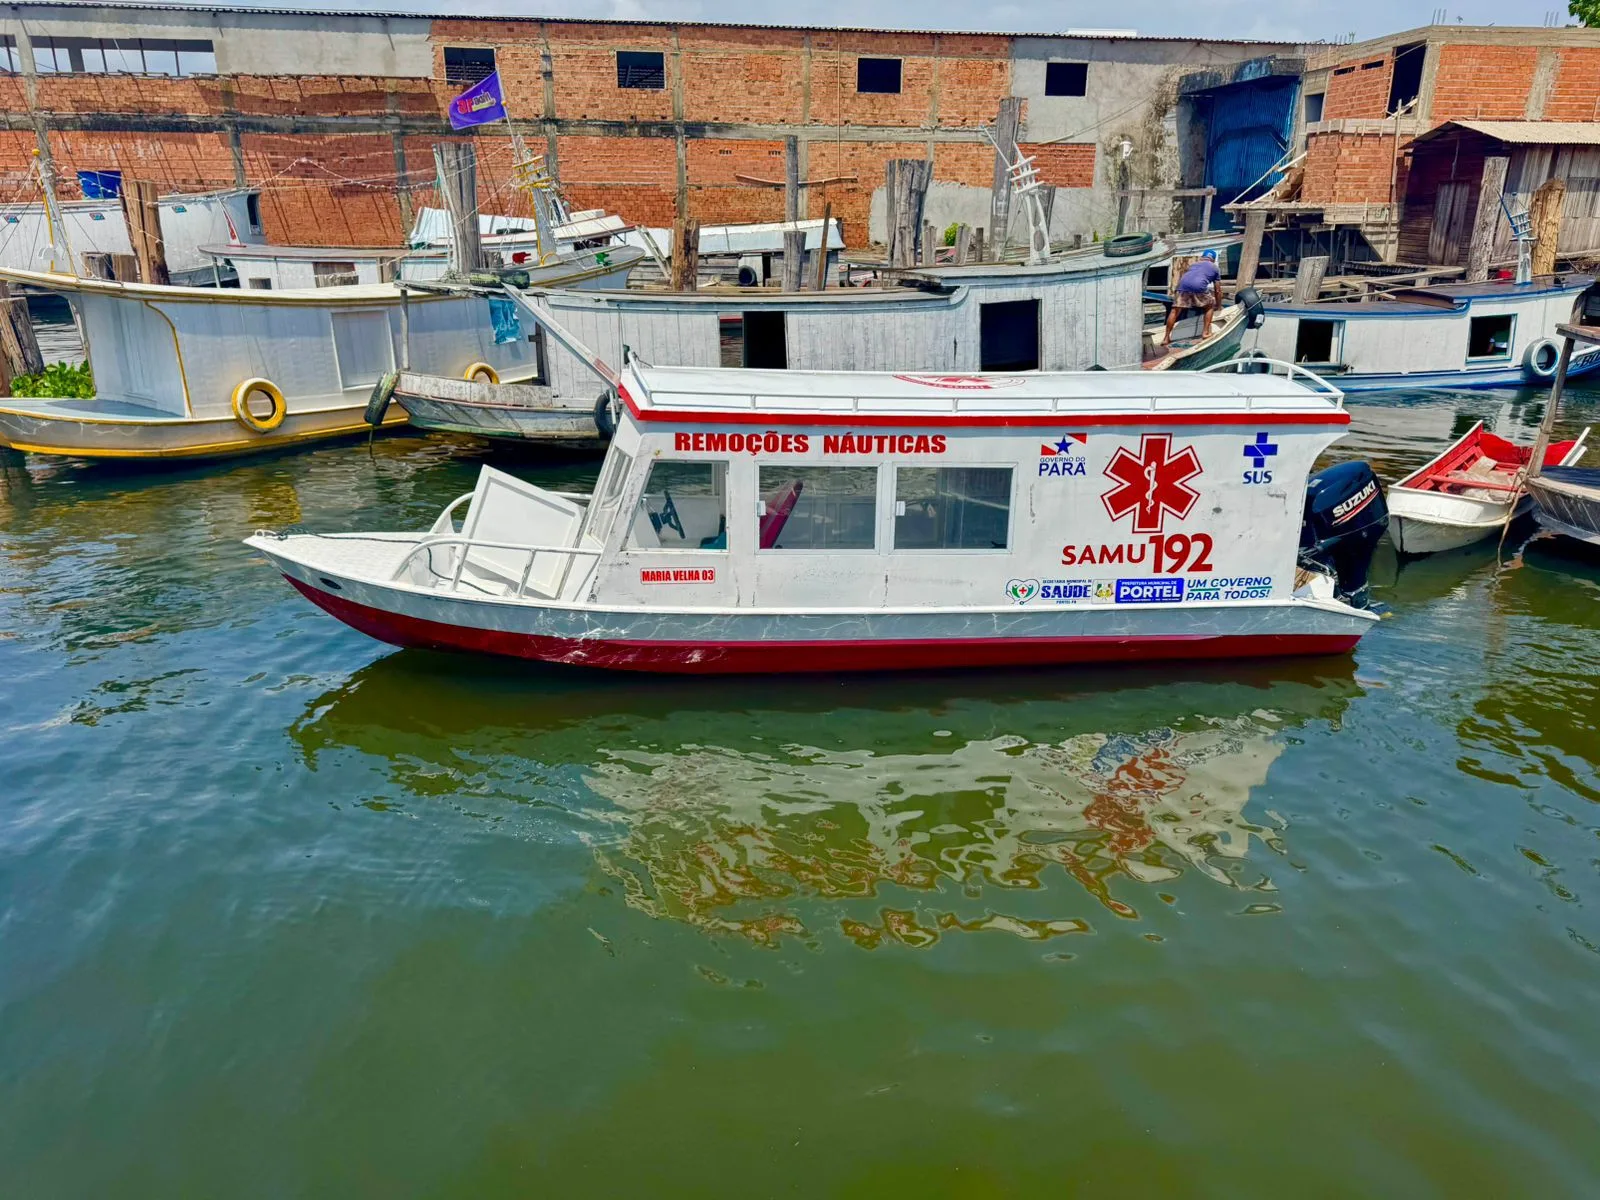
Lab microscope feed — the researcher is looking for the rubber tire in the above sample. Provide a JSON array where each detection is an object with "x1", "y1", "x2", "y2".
[
  {"x1": 593, "y1": 392, "x2": 617, "y2": 439},
  {"x1": 1524, "y1": 337, "x2": 1562, "y2": 381},
  {"x1": 231, "y1": 377, "x2": 286, "y2": 434},
  {"x1": 1104, "y1": 232, "x2": 1155, "y2": 258},
  {"x1": 364, "y1": 370, "x2": 398, "y2": 427},
  {"x1": 464, "y1": 362, "x2": 499, "y2": 385}
]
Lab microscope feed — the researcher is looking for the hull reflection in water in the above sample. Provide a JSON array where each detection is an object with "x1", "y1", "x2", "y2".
[{"x1": 293, "y1": 656, "x2": 1363, "y2": 946}]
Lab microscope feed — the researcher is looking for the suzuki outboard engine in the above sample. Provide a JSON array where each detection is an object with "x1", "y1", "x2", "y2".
[{"x1": 1299, "y1": 461, "x2": 1388, "y2": 606}]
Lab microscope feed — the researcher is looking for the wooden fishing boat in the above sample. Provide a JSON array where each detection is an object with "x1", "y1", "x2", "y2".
[
  {"x1": 0, "y1": 268, "x2": 543, "y2": 460},
  {"x1": 1516, "y1": 322, "x2": 1600, "y2": 549},
  {"x1": 1250, "y1": 276, "x2": 1600, "y2": 392},
  {"x1": 1387, "y1": 421, "x2": 1589, "y2": 555},
  {"x1": 247, "y1": 357, "x2": 1388, "y2": 675}
]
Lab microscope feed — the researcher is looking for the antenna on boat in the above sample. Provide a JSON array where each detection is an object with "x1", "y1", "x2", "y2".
[
  {"x1": 981, "y1": 128, "x2": 1052, "y2": 267},
  {"x1": 32, "y1": 148, "x2": 74, "y2": 275}
]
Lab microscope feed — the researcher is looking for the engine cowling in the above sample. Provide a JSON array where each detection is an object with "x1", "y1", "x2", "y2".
[{"x1": 1300, "y1": 461, "x2": 1388, "y2": 606}]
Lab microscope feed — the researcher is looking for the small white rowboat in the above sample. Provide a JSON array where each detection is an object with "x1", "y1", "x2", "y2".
[{"x1": 1387, "y1": 421, "x2": 1589, "y2": 555}]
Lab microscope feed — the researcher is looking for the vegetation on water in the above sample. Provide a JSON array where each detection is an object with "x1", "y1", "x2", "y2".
[{"x1": 8, "y1": 361, "x2": 93, "y2": 399}]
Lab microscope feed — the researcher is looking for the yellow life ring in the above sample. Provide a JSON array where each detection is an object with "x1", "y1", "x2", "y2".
[
  {"x1": 464, "y1": 361, "x2": 499, "y2": 385},
  {"x1": 231, "y1": 377, "x2": 286, "y2": 434}
]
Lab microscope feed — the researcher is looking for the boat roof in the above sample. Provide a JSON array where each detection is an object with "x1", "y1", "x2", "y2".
[
  {"x1": 622, "y1": 363, "x2": 1348, "y2": 426},
  {"x1": 1265, "y1": 274, "x2": 1593, "y2": 315},
  {"x1": 0, "y1": 267, "x2": 422, "y2": 305},
  {"x1": 198, "y1": 243, "x2": 408, "y2": 262}
]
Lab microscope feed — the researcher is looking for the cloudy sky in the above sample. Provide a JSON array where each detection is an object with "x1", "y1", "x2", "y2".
[{"x1": 206, "y1": 0, "x2": 1576, "y2": 43}]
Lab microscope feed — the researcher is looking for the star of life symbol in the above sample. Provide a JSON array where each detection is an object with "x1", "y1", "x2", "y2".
[
  {"x1": 1244, "y1": 431, "x2": 1279, "y2": 469},
  {"x1": 1101, "y1": 433, "x2": 1203, "y2": 534}
]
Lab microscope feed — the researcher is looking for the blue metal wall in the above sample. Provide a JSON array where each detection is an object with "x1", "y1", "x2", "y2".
[{"x1": 1203, "y1": 77, "x2": 1299, "y2": 227}]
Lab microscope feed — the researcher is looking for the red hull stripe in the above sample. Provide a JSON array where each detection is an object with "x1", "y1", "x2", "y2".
[
  {"x1": 618, "y1": 385, "x2": 1350, "y2": 430},
  {"x1": 287, "y1": 578, "x2": 1362, "y2": 675}
]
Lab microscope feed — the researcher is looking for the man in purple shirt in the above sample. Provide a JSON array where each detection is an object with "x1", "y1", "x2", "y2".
[{"x1": 1162, "y1": 248, "x2": 1224, "y2": 344}]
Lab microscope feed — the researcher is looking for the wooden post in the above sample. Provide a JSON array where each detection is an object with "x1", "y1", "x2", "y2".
[
  {"x1": 1237, "y1": 209, "x2": 1267, "y2": 287},
  {"x1": 921, "y1": 220, "x2": 935, "y2": 267},
  {"x1": 1528, "y1": 334, "x2": 1575, "y2": 484},
  {"x1": 0, "y1": 280, "x2": 43, "y2": 387},
  {"x1": 974, "y1": 227, "x2": 986, "y2": 264},
  {"x1": 1466, "y1": 155, "x2": 1510, "y2": 284},
  {"x1": 1293, "y1": 255, "x2": 1329, "y2": 303},
  {"x1": 814, "y1": 202, "x2": 833, "y2": 290},
  {"x1": 1530, "y1": 176, "x2": 1566, "y2": 278},
  {"x1": 953, "y1": 224, "x2": 973, "y2": 265},
  {"x1": 121, "y1": 180, "x2": 169, "y2": 285},
  {"x1": 884, "y1": 158, "x2": 932, "y2": 269},
  {"x1": 1200, "y1": 187, "x2": 1214, "y2": 234},
  {"x1": 989, "y1": 96, "x2": 1022, "y2": 258},
  {"x1": 782, "y1": 229, "x2": 806, "y2": 291},
  {"x1": 783, "y1": 135, "x2": 800, "y2": 224},
  {"x1": 433, "y1": 142, "x2": 482, "y2": 276},
  {"x1": 670, "y1": 217, "x2": 700, "y2": 291}
]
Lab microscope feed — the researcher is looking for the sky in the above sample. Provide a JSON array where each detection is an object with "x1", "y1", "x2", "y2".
[{"x1": 187, "y1": 0, "x2": 1579, "y2": 42}]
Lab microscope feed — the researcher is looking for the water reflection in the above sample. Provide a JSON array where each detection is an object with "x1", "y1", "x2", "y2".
[{"x1": 293, "y1": 656, "x2": 1363, "y2": 946}]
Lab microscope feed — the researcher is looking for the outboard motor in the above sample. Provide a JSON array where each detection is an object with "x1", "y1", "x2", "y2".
[
  {"x1": 1236, "y1": 285, "x2": 1267, "y2": 329},
  {"x1": 1299, "y1": 461, "x2": 1388, "y2": 606}
]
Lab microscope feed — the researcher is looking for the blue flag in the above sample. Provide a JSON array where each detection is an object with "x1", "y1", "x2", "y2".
[{"x1": 448, "y1": 71, "x2": 508, "y2": 130}]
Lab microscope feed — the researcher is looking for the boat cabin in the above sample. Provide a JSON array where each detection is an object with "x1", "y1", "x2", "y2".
[{"x1": 416, "y1": 361, "x2": 1353, "y2": 613}]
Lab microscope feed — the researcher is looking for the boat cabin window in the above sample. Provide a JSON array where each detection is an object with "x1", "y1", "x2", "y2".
[
  {"x1": 718, "y1": 314, "x2": 790, "y2": 368},
  {"x1": 980, "y1": 299, "x2": 1041, "y2": 372},
  {"x1": 314, "y1": 260, "x2": 359, "y2": 288},
  {"x1": 894, "y1": 467, "x2": 1012, "y2": 550},
  {"x1": 246, "y1": 277, "x2": 272, "y2": 289},
  {"x1": 246, "y1": 192, "x2": 262, "y2": 233},
  {"x1": 1294, "y1": 318, "x2": 1343, "y2": 365},
  {"x1": 627, "y1": 461, "x2": 728, "y2": 551},
  {"x1": 584, "y1": 447, "x2": 634, "y2": 545},
  {"x1": 1467, "y1": 314, "x2": 1514, "y2": 362},
  {"x1": 757, "y1": 466, "x2": 877, "y2": 550}
]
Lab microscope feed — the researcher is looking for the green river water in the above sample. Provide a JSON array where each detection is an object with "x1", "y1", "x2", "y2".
[{"x1": 2, "y1": 386, "x2": 1598, "y2": 1197}]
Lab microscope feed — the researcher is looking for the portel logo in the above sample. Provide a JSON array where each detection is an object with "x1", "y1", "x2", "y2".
[{"x1": 1006, "y1": 578, "x2": 1041, "y2": 604}]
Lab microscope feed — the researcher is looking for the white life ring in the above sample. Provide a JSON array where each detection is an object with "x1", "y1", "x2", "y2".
[{"x1": 1524, "y1": 338, "x2": 1562, "y2": 381}]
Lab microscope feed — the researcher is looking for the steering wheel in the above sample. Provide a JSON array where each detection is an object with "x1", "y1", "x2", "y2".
[{"x1": 659, "y1": 488, "x2": 685, "y2": 539}]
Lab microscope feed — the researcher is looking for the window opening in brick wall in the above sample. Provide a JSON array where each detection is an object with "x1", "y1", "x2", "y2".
[
  {"x1": 1304, "y1": 92, "x2": 1325, "y2": 123},
  {"x1": 1044, "y1": 61, "x2": 1088, "y2": 97},
  {"x1": 1387, "y1": 42, "x2": 1425, "y2": 114},
  {"x1": 980, "y1": 299, "x2": 1040, "y2": 371},
  {"x1": 443, "y1": 46, "x2": 496, "y2": 86},
  {"x1": 617, "y1": 50, "x2": 665, "y2": 90},
  {"x1": 857, "y1": 57, "x2": 902, "y2": 94},
  {"x1": 29, "y1": 37, "x2": 215, "y2": 75},
  {"x1": 0, "y1": 36, "x2": 18, "y2": 73},
  {"x1": 313, "y1": 261, "x2": 360, "y2": 288},
  {"x1": 1332, "y1": 66, "x2": 1355, "y2": 76}
]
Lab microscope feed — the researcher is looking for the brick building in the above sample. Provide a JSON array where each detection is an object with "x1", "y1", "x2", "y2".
[
  {"x1": 0, "y1": 2, "x2": 1294, "y2": 250},
  {"x1": 1247, "y1": 24, "x2": 1600, "y2": 270}
]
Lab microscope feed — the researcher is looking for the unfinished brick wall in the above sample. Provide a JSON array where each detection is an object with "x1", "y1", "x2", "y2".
[
  {"x1": 1020, "y1": 143, "x2": 1097, "y2": 189},
  {"x1": 1322, "y1": 55, "x2": 1393, "y2": 120},
  {"x1": 1300, "y1": 131, "x2": 1404, "y2": 205},
  {"x1": 1429, "y1": 44, "x2": 1537, "y2": 121},
  {"x1": 1544, "y1": 46, "x2": 1600, "y2": 121}
]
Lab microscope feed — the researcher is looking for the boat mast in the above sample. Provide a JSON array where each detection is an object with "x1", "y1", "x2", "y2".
[{"x1": 32, "y1": 148, "x2": 74, "y2": 275}]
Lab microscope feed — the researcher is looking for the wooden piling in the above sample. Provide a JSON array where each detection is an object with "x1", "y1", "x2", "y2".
[
  {"x1": 884, "y1": 159, "x2": 932, "y2": 269},
  {"x1": 433, "y1": 142, "x2": 482, "y2": 276},
  {"x1": 921, "y1": 220, "x2": 935, "y2": 267},
  {"x1": 814, "y1": 202, "x2": 833, "y2": 290},
  {"x1": 1292, "y1": 255, "x2": 1329, "y2": 303},
  {"x1": 121, "y1": 180, "x2": 168, "y2": 285},
  {"x1": 1530, "y1": 176, "x2": 1566, "y2": 278},
  {"x1": 1237, "y1": 209, "x2": 1267, "y2": 287},
  {"x1": 974, "y1": 227, "x2": 986, "y2": 264},
  {"x1": 670, "y1": 218, "x2": 700, "y2": 291},
  {"x1": 784, "y1": 135, "x2": 800, "y2": 224},
  {"x1": 1466, "y1": 155, "x2": 1510, "y2": 284},
  {"x1": 0, "y1": 280, "x2": 43, "y2": 391},
  {"x1": 989, "y1": 96, "x2": 1022, "y2": 259},
  {"x1": 782, "y1": 229, "x2": 806, "y2": 291},
  {"x1": 953, "y1": 224, "x2": 973, "y2": 265}
]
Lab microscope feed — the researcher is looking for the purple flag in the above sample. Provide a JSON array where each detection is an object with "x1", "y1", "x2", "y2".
[{"x1": 448, "y1": 71, "x2": 508, "y2": 130}]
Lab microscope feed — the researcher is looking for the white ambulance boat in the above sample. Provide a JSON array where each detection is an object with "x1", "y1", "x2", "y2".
[{"x1": 247, "y1": 359, "x2": 1389, "y2": 674}]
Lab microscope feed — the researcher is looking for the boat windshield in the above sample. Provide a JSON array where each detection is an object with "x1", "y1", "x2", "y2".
[{"x1": 582, "y1": 446, "x2": 634, "y2": 545}]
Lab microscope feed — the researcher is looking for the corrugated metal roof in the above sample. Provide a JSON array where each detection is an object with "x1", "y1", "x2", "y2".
[
  {"x1": 8, "y1": 0, "x2": 1296, "y2": 45},
  {"x1": 1412, "y1": 120, "x2": 1600, "y2": 147}
]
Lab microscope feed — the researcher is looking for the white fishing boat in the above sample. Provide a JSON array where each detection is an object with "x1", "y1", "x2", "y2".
[
  {"x1": 0, "y1": 267, "x2": 542, "y2": 460},
  {"x1": 1387, "y1": 421, "x2": 1589, "y2": 555},
  {"x1": 1250, "y1": 276, "x2": 1600, "y2": 391},
  {"x1": 247, "y1": 358, "x2": 1388, "y2": 674}
]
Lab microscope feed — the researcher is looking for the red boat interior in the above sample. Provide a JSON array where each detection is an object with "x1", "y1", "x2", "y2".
[{"x1": 1412, "y1": 427, "x2": 1579, "y2": 495}]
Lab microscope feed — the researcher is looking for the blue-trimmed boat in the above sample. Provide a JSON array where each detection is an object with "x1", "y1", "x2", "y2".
[{"x1": 1248, "y1": 276, "x2": 1600, "y2": 392}]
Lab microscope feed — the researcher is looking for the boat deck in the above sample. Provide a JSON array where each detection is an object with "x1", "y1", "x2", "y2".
[{"x1": 0, "y1": 396, "x2": 178, "y2": 420}]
